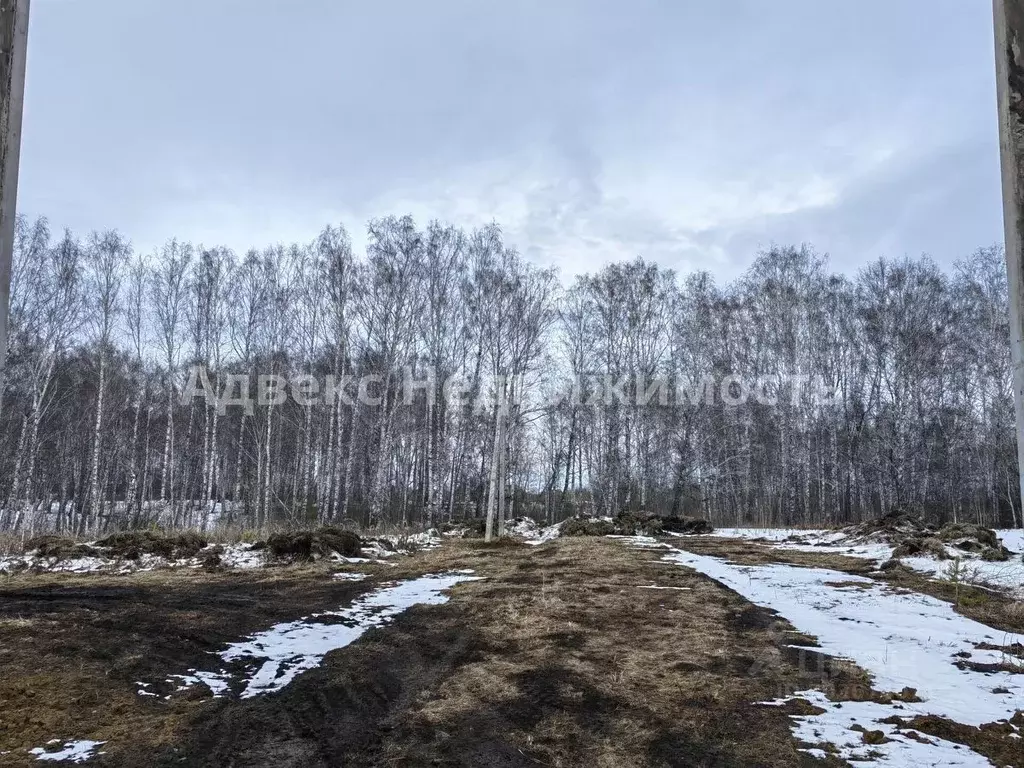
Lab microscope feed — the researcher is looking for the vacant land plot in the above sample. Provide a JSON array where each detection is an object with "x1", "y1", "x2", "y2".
[{"x1": 1, "y1": 534, "x2": 1020, "y2": 767}]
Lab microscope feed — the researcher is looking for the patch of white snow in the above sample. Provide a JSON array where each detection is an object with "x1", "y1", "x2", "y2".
[
  {"x1": 166, "y1": 571, "x2": 481, "y2": 699},
  {"x1": 29, "y1": 740, "x2": 106, "y2": 763}
]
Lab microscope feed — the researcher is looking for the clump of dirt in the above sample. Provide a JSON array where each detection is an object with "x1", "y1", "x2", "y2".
[
  {"x1": 850, "y1": 723, "x2": 891, "y2": 745},
  {"x1": 263, "y1": 527, "x2": 361, "y2": 561},
  {"x1": 891, "y1": 536, "x2": 948, "y2": 560},
  {"x1": 775, "y1": 697, "x2": 826, "y2": 716},
  {"x1": 876, "y1": 686, "x2": 921, "y2": 704},
  {"x1": 878, "y1": 558, "x2": 912, "y2": 573},
  {"x1": 846, "y1": 506, "x2": 934, "y2": 542},
  {"x1": 659, "y1": 516, "x2": 714, "y2": 535},
  {"x1": 97, "y1": 530, "x2": 208, "y2": 560},
  {"x1": 24, "y1": 535, "x2": 100, "y2": 560},
  {"x1": 201, "y1": 544, "x2": 225, "y2": 569}
]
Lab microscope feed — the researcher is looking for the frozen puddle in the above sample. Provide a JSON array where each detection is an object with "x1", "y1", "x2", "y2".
[
  {"x1": 637, "y1": 538, "x2": 1023, "y2": 766},
  {"x1": 29, "y1": 740, "x2": 105, "y2": 763},
  {"x1": 169, "y1": 571, "x2": 479, "y2": 699}
]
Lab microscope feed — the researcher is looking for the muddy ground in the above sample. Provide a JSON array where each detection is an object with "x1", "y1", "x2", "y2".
[{"x1": 2, "y1": 534, "x2": 1016, "y2": 767}]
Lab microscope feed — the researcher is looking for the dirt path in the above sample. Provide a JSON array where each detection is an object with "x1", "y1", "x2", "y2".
[{"x1": 1, "y1": 538, "x2": 853, "y2": 767}]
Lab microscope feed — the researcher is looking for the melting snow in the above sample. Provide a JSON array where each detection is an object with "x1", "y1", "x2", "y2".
[
  {"x1": 216, "y1": 543, "x2": 266, "y2": 569},
  {"x1": 525, "y1": 521, "x2": 565, "y2": 546},
  {"x1": 29, "y1": 740, "x2": 105, "y2": 763},
  {"x1": 644, "y1": 538, "x2": 1023, "y2": 764},
  {"x1": 637, "y1": 585, "x2": 691, "y2": 591},
  {"x1": 709, "y1": 527, "x2": 1024, "y2": 597},
  {"x1": 658, "y1": 543, "x2": 1023, "y2": 725},
  {"x1": 761, "y1": 690, "x2": 995, "y2": 767},
  {"x1": 168, "y1": 571, "x2": 480, "y2": 699}
]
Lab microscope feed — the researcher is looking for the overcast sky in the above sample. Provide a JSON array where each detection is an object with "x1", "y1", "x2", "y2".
[{"x1": 18, "y1": 0, "x2": 1002, "y2": 280}]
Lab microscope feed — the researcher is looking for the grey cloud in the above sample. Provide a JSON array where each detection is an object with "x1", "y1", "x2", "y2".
[{"x1": 17, "y1": 0, "x2": 1003, "y2": 277}]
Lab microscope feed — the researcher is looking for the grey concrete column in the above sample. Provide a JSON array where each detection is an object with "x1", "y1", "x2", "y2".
[{"x1": 0, "y1": 0, "x2": 29, "y2": 406}]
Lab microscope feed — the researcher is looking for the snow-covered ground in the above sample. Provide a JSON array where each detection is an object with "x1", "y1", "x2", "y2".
[
  {"x1": 168, "y1": 571, "x2": 481, "y2": 699},
  {"x1": 637, "y1": 537, "x2": 1023, "y2": 766},
  {"x1": 709, "y1": 527, "x2": 833, "y2": 542},
  {"x1": 999, "y1": 528, "x2": 1024, "y2": 555},
  {"x1": 705, "y1": 527, "x2": 1024, "y2": 597}
]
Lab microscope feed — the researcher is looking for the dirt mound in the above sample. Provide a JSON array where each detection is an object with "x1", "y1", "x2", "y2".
[
  {"x1": 936, "y1": 523, "x2": 1010, "y2": 560},
  {"x1": 846, "y1": 506, "x2": 934, "y2": 543},
  {"x1": 264, "y1": 527, "x2": 362, "y2": 561},
  {"x1": 846, "y1": 508, "x2": 1010, "y2": 562},
  {"x1": 97, "y1": 530, "x2": 208, "y2": 560},
  {"x1": 614, "y1": 512, "x2": 664, "y2": 536},
  {"x1": 25, "y1": 535, "x2": 100, "y2": 560},
  {"x1": 562, "y1": 518, "x2": 616, "y2": 537},
  {"x1": 660, "y1": 516, "x2": 715, "y2": 535},
  {"x1": 439, "y1": 518, "x2": 486, "y2": 538},
  {"x1": 561, "y1": 513, "x2": 713, "y2": 538},
  {"x1": 200, "y1": 544, "x2": 226, "y2": 569},
  {"x1": 891, "y1": 536, "x2": 949, "y2": 560}
]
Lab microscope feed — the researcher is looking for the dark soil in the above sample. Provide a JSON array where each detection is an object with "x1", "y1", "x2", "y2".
[
  {"x1": 0, "y1": 564, "x2": 378, "y2": 766},
  {"x1": 262, "y1": 526, "x2": 361, "y2": 560}
]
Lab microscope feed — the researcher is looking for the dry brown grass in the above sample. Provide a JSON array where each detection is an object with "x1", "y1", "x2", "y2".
[
  {"x1": 0, "y1": 531, "x2": 26, "y2": 556},
  {"x1": 374, "y1": 538, "x2": 844, "y2": 767}
]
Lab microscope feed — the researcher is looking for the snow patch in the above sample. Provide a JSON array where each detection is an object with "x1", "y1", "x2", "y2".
[
  {"x1": 505, "y1": 517, "x2": 540, "y2": 538},
  {"x1": 29, "y1": 740, "x2": 105, "y2": 763},
  {"x1": 637, "y1": 585, "x2": 691, "y2": 591},
  {"x1": 762, "y1": 690, "x2": 995, "y2": 767},
  {"x1": 217, "y1": 543, "x2": 267, "y2": 569},
  {"x1": 525, "y1": 521, "x2": 565, "y2": 546},
  {"x1": 710, "y1": 527, "x2": 1024, "y2": 597},
  {"x1": 657, "y1": 542, "x2": 1023, "y2": 726},
  {"x1": 166, "y1": 571, "x2": 480, "y2": 699}
]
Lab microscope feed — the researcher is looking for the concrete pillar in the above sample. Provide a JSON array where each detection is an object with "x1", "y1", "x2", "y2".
[{"x1": 0, "y1": 0, "x2": 29, "y2": 401}]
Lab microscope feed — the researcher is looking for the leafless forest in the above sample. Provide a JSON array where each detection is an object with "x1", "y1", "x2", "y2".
[{"x1": 0, "y1": 213, "x2": 1016, "y2": 535}]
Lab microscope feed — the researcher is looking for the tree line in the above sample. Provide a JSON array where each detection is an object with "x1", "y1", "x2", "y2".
[{"x1": 0, "y1": 213, "x2": 1017, "y2": 535}]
